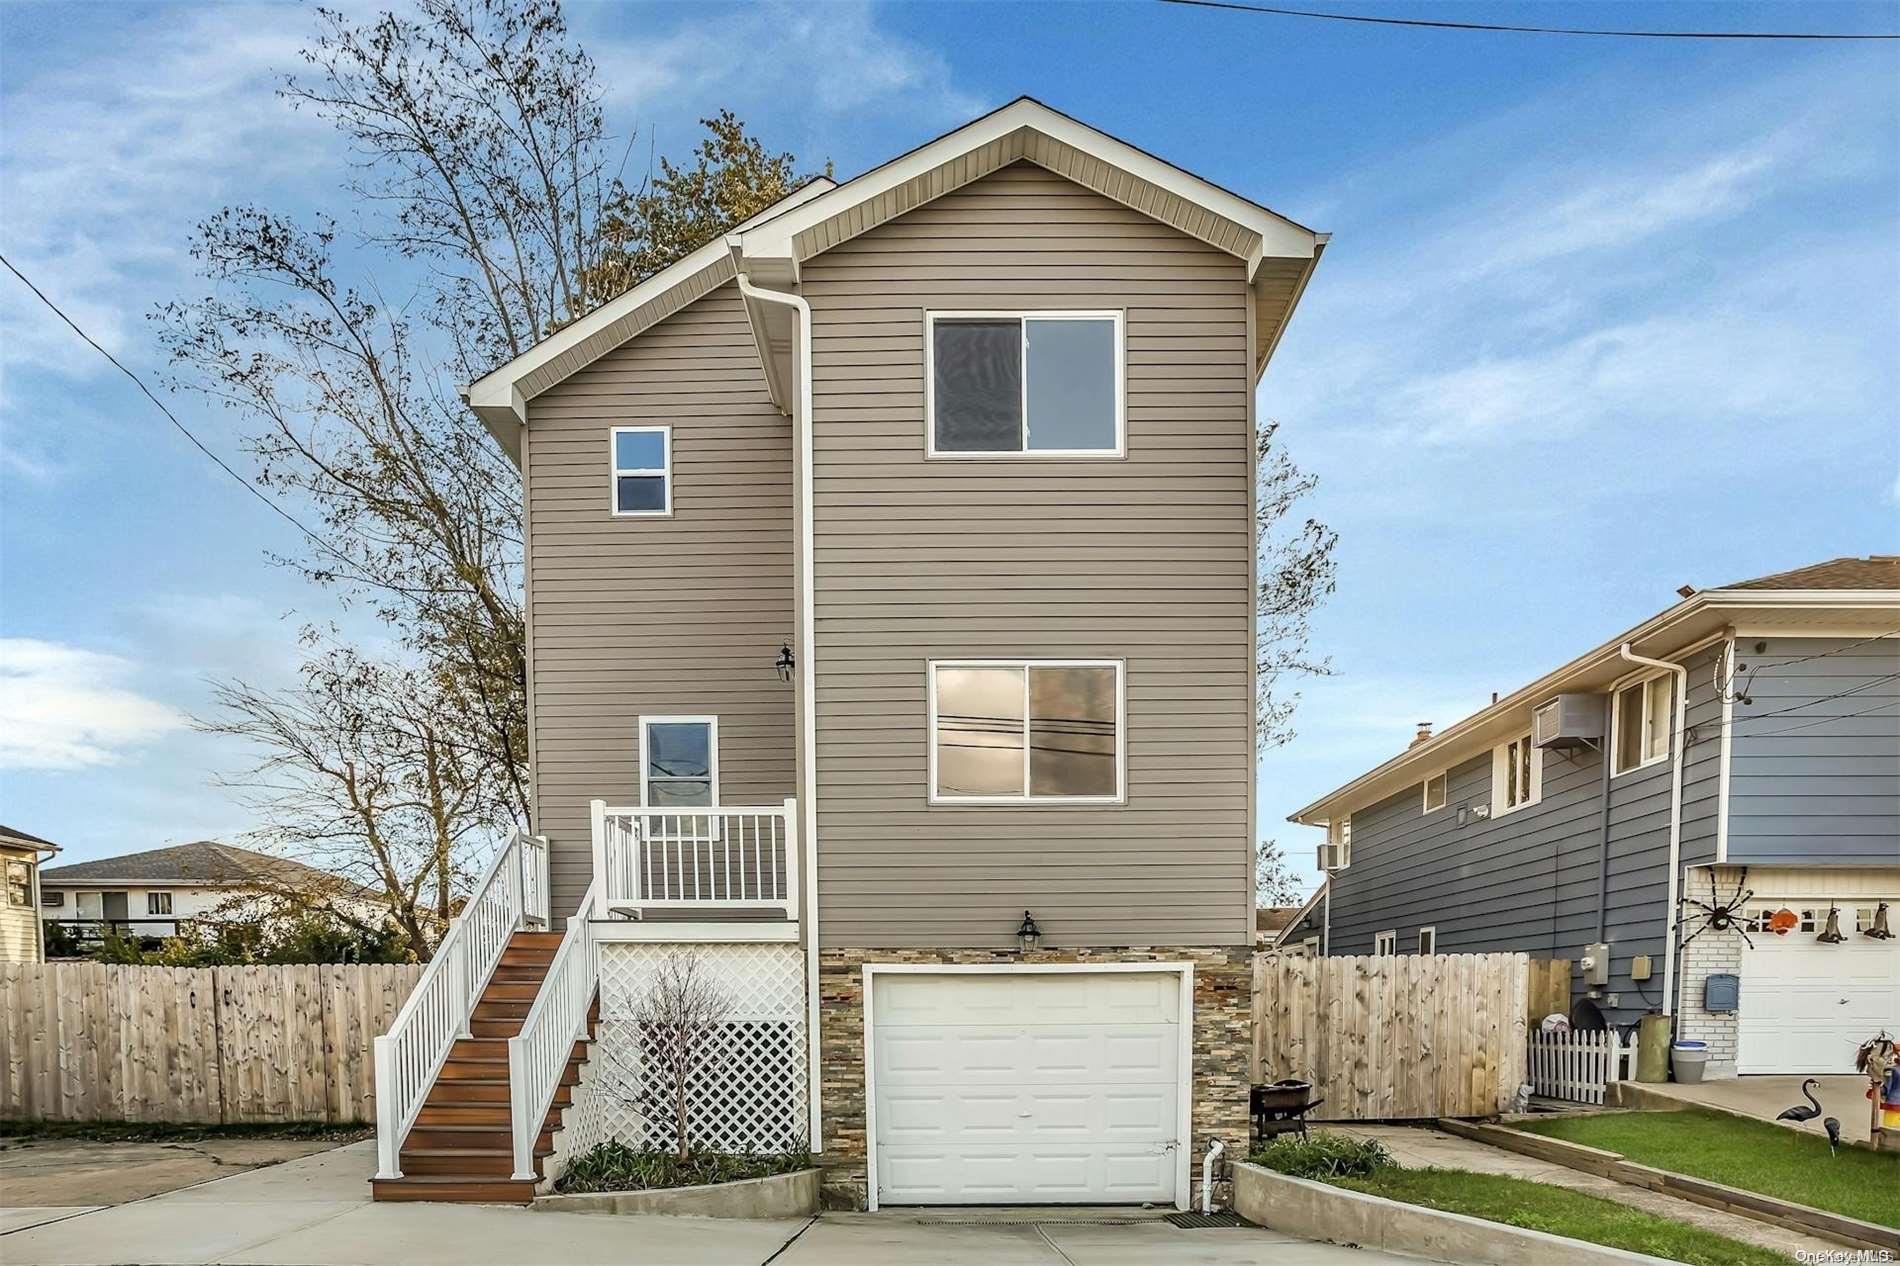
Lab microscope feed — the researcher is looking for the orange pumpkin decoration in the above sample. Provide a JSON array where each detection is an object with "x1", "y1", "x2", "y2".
[{"x1": 1767, "y1": 908, "x2": 1799, "y2": 935}]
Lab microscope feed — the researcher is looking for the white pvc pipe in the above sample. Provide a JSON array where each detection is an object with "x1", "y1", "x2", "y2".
[
  {"x1": 1619, "y1": 644, "x2": 1689, "y2": 1016},
  {"x1": 1202, "y1": 1137, "x2": 1225, "y2": 1214}
]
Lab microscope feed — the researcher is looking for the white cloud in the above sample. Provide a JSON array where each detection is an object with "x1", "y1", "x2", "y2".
[
  {"x1": 0, "y1": 639, "x2": 185, "y2": 770},
  {"x1": 588, "y1": 1, "x2": 983, "y2": 151}
]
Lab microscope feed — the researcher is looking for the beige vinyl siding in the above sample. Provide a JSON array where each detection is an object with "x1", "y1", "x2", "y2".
[
  {"x1": 802, "y1": 162, "x2": 1253, "y2": 948},
  {"x1": 525, "y1": 283, "x2": 797, "y2": 917},
  {"x1": 1, "y1": 846, "x2": 42, "y2": 962}
]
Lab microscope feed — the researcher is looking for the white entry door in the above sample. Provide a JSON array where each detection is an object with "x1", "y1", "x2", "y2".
[
  {"x1": 868, "y1": 970, "x2": 1185, "y2": 1206},
  {"x1": 1739, "y1": 932, "x2": 1900, "y2": 1073}
]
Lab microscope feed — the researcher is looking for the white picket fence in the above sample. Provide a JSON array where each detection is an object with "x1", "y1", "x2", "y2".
[{"x1": 1526, "y1": 1028, "x2": 1631, "y2": 1105}]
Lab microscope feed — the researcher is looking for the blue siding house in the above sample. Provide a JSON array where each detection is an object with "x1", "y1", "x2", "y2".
[{"x1": 1280, "y1": 557, "x2": 1899, "y2": 1078}]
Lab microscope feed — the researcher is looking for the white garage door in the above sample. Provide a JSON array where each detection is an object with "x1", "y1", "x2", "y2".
[
  {"x1": 1739, "y1": 933, "x2": 1900, "y2": 1074},
  {"x1": 869, "y1": 970, "x2": 1184, "y2": 1206}
]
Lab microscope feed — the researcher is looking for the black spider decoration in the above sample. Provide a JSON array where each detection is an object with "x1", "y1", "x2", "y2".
[{"x1": 1678, "y1": 867, "x2": 1756, "y2": 951}]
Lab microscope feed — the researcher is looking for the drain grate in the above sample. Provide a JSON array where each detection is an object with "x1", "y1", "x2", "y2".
[{"x1": 1164, "y1": 1210, "x2": 1248, "y2": 1229}]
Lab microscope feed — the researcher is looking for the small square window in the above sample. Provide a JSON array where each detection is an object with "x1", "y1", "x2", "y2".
[
  {"x1": 928, "y1": 313, "x2": 1122, "y2": 455},
  {"x1": 1418, "y1": 926, "x2": 1436, "y2": 955},
  {"x1": 1374, "y1": 930, "x2": 1397, "y2": 956},
  {"x1": 41, "y1": 888, "x2": 65, "y2": 908},
  {"x1": 147, "y1": 891, "x2": 173, "y2": 916},
  {"x1": 1423, "y1": 771, "x2": 1447, "y2": 813},
  {"x1": 610, "y1": 426, "x2": 671, "y2": 516}
]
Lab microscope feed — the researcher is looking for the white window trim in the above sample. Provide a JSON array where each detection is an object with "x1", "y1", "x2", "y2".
[
  {"x1": 637, "y1": 714, "x2": 720, "y2": 809},
  {"x1": 1422, "y1": 770, "x2": 1448, "y2": 814},
  {"x1": 609, "y1": 424, "x2": 672, "y2": 518},
  {"x1": 146, "y1": 891, "x2": 172, "y2": 916},
  {"x1": 1374, "y1": 929, "x2": 1397, "y2": 956},
  {"x1": 923, "y1": 310, "x2": 1127, "y2": 459},
  {"x1": 1418, "y1": 925, "x2": 1436, "y2": 955},
  {"x1": 1610, "y1": 671, "x2": 1673, "y2": 778},
  {"x1": 1301, "y1": 935, "x2": 1320, "y2": 955},
  {"x1": 1490, "y1": 732, "x2": 1544, "y2": 815},
  {"x1": 926, "y1": 658, "x2": 1127, "y2": 805},
  {"x1": 859, "y1": 961, "x2": 1194, "y2": 1212}
]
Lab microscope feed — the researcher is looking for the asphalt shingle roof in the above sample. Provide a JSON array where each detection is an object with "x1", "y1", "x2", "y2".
[
  {"x1": 1723, "y1": 556, "x2": 1900, "y2": 591},
  {"x1": 39, "y1": 840, "x2": 347, "y2": 889},
  {"x1": 0, "y1": 824, "x2": 60, "y2": 851}
]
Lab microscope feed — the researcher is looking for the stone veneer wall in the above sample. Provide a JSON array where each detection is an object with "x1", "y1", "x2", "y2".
[{"x1": 814, "y1": 945, "x2": 1252, "y2": 1210}]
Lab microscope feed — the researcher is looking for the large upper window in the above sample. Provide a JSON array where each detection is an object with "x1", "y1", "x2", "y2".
[
  {"x1": 927, "y1": 312, "x2": 1123, "y2": 456},
  {"x1": 1612, "y1": 674, "x2": 1673, "y2": 774},
  {"x1": 639, "y1": 716, "x2": 718, "y2": 808},
  {"x1": 610, "y1": 426, "x2": 671, "y2": 516},
  {"x1": 929, "y1": 660, "x2": 1123, "y2": 802}
]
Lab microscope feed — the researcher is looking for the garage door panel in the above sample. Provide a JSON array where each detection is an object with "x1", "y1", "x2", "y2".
[
  {"x1": 872, "y1": 972, "x2": 1183, "y2": 1205},
  {"x1": 1739, "y1": 939, "x2": 1899, "y2": 1074}
]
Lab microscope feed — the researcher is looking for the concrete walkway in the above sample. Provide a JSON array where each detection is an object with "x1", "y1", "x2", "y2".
[
  {"x1": 1332, "y1": 1122, "x2": 1857, "y2": 1259},
  {"x1": 1618, "y1": 1074, "x2": 1880, "y2": 1143},
  {"x1": 0, "y1": 1134, "x2": 339, "y2": 1207},
  {"x1": 0, "y1": 1139, "x2": 1425, "y2": 1266}
]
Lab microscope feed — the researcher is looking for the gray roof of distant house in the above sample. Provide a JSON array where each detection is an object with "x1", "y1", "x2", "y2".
[{"x1": 39, "y1": 840, "x2": 350, "y2": 889}]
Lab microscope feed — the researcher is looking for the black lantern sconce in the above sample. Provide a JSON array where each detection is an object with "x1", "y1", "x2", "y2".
[
  {"x1": 1016, "y1": 910, "x2": 1042, "y2": 953},
  {"x1": 776, "y1": 643, "x2": 796, "y2": 683}
]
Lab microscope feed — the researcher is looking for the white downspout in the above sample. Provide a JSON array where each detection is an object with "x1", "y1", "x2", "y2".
[
  {"x1": 1619, "y1": 644, "x2": 1689, "y2": 1017},
  {"x1": 735, "y1": 272, "x2": 823, "y2": 1150},
  {"x1": 1321, "y1": 881, "x2": 1331, "y2": 956},
  {"x1": 1201, "y1": 1137, "x2": 1225, "y2": 1214}
]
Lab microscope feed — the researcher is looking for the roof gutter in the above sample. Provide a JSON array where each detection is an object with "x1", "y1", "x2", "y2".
[
  {"x1": 732, "y1": 271, "x2": 822, "y2": 1153},
  {"x1": 1619, "y1": 643, "x2": 1689, "y2": 1019}
]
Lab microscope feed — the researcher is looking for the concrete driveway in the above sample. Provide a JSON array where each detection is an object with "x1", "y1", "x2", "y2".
[{"x1": 0, "y1": 1140, "x2": 1425, "y2": 1265}]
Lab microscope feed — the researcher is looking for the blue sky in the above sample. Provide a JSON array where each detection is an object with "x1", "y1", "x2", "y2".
[{"x1": 3, "y1": 1, "x2": 1896, "y2": 891}]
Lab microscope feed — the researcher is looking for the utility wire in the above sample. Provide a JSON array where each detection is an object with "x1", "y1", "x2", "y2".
[
  {"x1": 1157, "y1": 0, "x2": 1900, "y2": 40},
  {"x1": 0, "y1": 251, "x2": 364, "y2": 578}
]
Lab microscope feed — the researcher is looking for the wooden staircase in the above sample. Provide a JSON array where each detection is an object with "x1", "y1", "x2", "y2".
[{"x1": 371, "y1": 930, "x2": 596, "y2": 1204}]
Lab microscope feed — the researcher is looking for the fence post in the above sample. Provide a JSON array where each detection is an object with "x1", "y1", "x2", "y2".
[
  {"x1": 782, "y1": 798, "x2": 801, "y2": 922},
  {"x1": 372, "y1": 1033, "x2": 401, "y2": 1179},
  {"x1": 590, "y1": 799, "x2": 609, "y2": 906}
]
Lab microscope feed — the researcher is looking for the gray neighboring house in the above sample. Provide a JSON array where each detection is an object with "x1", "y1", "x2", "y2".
[
  {"x1": 453, "y1": 97, "x2": 1328, "y2": 1210},
  {"x1": 1279, "y1": 556, "x2": 1900, "y2": 1079}
]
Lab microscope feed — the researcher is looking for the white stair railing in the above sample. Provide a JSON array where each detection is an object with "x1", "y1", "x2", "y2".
[
  {"x1": 507, "y1": 880, "x2": 600, "y2": 1181},
  {"x1": 591, "y1": 799, "x2": 798, "y2": 918},
  {"x1": 373, "y1": 828, "x2": 548, "y2": 1180}
]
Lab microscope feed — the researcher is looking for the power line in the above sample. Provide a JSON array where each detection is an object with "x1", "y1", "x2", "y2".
[
  {"x1": 1157, "y1": 0, "x2": 1900, "y2": 40},
  {"x1": 0, "y1": 251, "x2": 360, "y2": 577},
  {"x1": 1735, "y1": 697, "x2": 1898, "y2": 740}
]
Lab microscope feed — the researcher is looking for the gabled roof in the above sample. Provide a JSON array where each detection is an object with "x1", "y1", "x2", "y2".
[
  {"x1": 0, "y1": 824, "x2": 59, "y2": 854},
  {"x1": 465, "y1": 98, "x2": 1328, "y2": 459},
  {"x1": 40, "y1": 840, "x2": 352, "y2": 890},
  {"x1": 1289, "y1": 556, "x2": 1900, "y2": 828},
  {"x1": 1723, "y1": 555, "x2": 1900, "y2": 591},
  {"x1": 1270, "y1": 882, "x2": 1328, "y2": 949}
]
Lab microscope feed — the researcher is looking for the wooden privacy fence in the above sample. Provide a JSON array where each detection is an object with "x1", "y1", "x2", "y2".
[
  {"x1": 1527, "y1": 1028, "x2": 1631, "y2": 1105},
  {"x1": 1253, "y1": 952, "x2": 1529, "y2": 1120},
  {"x1": 1523, "y1": 958, "x2": 1574, "y2": 1031},
  {"x1": 0, "y1": 962, "x2": 420, "y2": 1124}
]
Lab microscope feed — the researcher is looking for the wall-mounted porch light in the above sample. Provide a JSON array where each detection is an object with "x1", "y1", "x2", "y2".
[
  {"x1": 1017, "y1": 910, "x2": 1042, "y2": 953},
  {"x1": 776, "y1": 643, "x2": 795, "y2": 683}
]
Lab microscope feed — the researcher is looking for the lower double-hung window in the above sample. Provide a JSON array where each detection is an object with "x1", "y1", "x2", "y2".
[{"x1": 929, "y1": 660, "x2": 1124, "y2": 802}]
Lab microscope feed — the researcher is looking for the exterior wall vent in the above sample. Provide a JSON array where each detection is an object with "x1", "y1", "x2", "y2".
[{"x1": 1533, "y1": 693, "x2": 1604, "y2": 750}]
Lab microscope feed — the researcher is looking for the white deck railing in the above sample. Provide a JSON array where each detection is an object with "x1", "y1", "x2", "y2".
[
  {"x1": 373, "y1": 829, "x2": 549, "y2": 1180},
  {"x1": 507, "y1": 879, "x2": 599, "y2": 1180},
  {"x1": 1527, "y1": 1028, "x2": 1632, "y2": 1105},
  {"x1": 591, "y1": 799, "x2": 798, "y2": 919}
]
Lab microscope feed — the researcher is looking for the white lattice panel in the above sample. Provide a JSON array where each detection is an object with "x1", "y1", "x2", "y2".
[{"x1": 587, "y1": 942, "x2": 808, "y2": 1154}]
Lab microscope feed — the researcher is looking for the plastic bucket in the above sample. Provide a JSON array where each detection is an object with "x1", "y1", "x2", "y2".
[{"x1": 1672, "y1": 1041, "x2": 1710, "y2": 1085}]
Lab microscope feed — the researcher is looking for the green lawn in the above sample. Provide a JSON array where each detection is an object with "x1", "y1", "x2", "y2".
[
  {"x1": 1512, "y1": 1108, "x2": 1899, "y2": 1229},
  {"x1": 1334, "y1": 1167, "x2": 1790, "y2": 1266}
]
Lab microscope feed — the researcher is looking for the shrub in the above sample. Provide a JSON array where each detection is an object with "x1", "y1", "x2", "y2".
[
  {"x1": 1251, "y1": 1131, "x2": 1392, "y2": 1180},
  {"x1": 553, "y1": 1140, "x2": 812, "y2": 1194}
]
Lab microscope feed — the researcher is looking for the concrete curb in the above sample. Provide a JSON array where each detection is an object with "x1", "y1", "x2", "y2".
[
  {"x1": 1441, "y1": 1119, "x2": 1898, "y2": 1254},
  {"x1": 1231, "y1": 1162, "x2": 1676, "y2": 1266},
  {"x1": 533, "y1": 1168, "x2": 820, "y2": 1219}
]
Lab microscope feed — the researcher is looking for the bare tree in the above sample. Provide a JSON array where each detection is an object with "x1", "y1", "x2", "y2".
[
  {"x1": 195, "y1": 644, "x2": 498, "y2": 955},
  {"x1": 1256, "y1": 837, "x2": 1302, "y2": 907},
  {"x1": 595, "y1": 952, "x2": 732, "y2": 1160},
  {"x1": 1256, "y1": 418, "x2": 1338, "y2": 749}
]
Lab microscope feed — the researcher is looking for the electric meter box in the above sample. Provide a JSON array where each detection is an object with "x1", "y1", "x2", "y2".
[
  {"x1": 1703, "y1": 973, "x2": 1740, "y2": 1013},
  {"x1": 1583, "y1": 942, "x2": 1611, "y2": 986}
]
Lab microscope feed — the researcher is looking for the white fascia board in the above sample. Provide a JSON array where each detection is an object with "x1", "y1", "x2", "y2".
[
  {"x1": 736, "y1": 98, "x2": 1318, "y2": 271},
  {"x1": 1287, "y1": 585, "x2": 1900, "y2": 826},
  {"x1": 461, "y1": 177, "x2": 838, "y2": 422}
]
